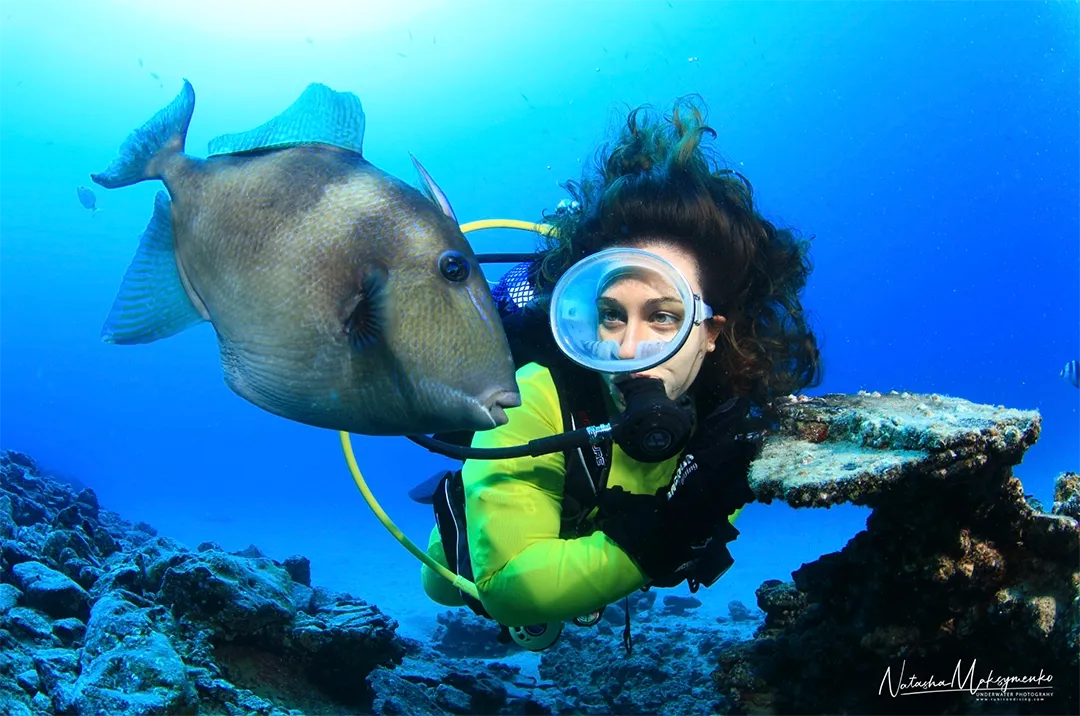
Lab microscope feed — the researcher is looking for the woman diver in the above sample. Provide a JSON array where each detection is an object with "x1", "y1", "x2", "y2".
[{"x1": 417, "y1": 96, "x2": 822, "y2": 651}]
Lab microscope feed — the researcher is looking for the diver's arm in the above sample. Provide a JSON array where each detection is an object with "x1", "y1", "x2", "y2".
[
  {"x1": 462, "y1": 365, "x2": 647, "y2": 626},
  {"x1": 595, "y1": 405, "x2": 760, "y2": 590}
]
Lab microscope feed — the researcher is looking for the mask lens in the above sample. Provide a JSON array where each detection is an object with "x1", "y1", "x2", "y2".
[{"x1": 550, "y1": 248, "x2": 697, "y2": 374}]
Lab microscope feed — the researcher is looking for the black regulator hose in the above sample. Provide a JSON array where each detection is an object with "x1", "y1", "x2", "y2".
[
  {"x1": 407, "y1": 377, "x2": 694, "y2": 463},
  {"x1": 406, "y1": 425, "x2": 608, "y2": 460}
]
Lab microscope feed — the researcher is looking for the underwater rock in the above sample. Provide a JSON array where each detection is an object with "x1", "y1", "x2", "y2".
[
  {"x1": 713, "y1": 391, "x2": 1079, "y2": 715},
  {"x1": 539, "y1": 617, "x2": 742, "y2": 715},
  {"x1": 660, "y1": 594, "x2": 702, "y2": 617},
  {"x1": 6, "y1": 388, "x2": 1068, "y2": 715},
  {"x1": 11, "y1": 561, "x2": 89, "y2": 621},
  {"x1": 283, "y1": 554, "x2": 312, "y2": 586},
  {"x1": 1053, "y1": 471, "x2": 1080, "y2": 520},
  {"x1": 431, "y1": 608, "x2": 513, "y2": 659},
  {"x1": 369, "y1": 666, "x2": 449, "y2": 715},
  {"x1": 287, "y1": 599, "x2": 407, "y2": 705},
  {"x1": 392, "y1": 645, "x2": 569, "y2": 715},
  {"x1": 2, "y1": 448, "x2": 596, "y2": 715},
  {"x1": 727, "y1": 600, "x2": 757, "y2": 623},
  {"x1": 751, "y1": 391, "x2": 1042, "y2": 506},
  {"x1": 68, "y1": 592, "x2": 198, "y2": 714},
  {"x1": 159, "y1": 549, "x2": 297, "y2": 642},
  {"x1": 0, "y1": 583, "x2": 21, "y2": 614},
  {"x1": 0, "y1": 449, "x2": 411, "y2": 715},
  {"x1": 0, "y1": 495, "x2": 15, "y2": 539}
]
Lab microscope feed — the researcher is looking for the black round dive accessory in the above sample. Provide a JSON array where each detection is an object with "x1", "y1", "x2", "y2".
[{"x1": 610, "y1": 376, "x2": 694, "y2": 463}]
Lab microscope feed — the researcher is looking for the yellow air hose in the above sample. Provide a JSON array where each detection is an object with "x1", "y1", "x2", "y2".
[
  {"x1": 339, "y1": 219, "x2": 553, "y2": 597},
  {"x1": 458, "y1": 218, "x2": 556, "y2": 236}
]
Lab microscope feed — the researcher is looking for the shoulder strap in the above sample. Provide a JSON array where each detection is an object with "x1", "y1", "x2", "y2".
[
  {"x1": 498, "y1": 301, "x2": 616, "y2": 534},
  {"x1": 545, "y1": 359, "x2": 613, "y2": 537},
  {"x1": 680, "y1": 395, "x2": 762, "y2": 515},
  {"x1": 431, "y1": 469, "x2": 491, "y2": 618}
]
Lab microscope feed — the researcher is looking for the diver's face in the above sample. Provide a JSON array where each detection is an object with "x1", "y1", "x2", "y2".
[{"x1": 601, "y1": 241, "x2": 724, "y2": 408}]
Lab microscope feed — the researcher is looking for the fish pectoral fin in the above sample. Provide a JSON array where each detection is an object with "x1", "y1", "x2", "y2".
[
  {"x1": 101, "y1": 191, "x2": 206, "y2": 345},
  {"x1": 342, "y1": 266, "x2": 388, "y2": 350},
  {"x1": 207, "y1": 83, "x2": 366, "y2": 156}
]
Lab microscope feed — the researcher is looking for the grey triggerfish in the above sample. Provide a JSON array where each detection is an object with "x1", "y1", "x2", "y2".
[{"x1": 90, "y1": 80, "x2": 521, "y2": 436}]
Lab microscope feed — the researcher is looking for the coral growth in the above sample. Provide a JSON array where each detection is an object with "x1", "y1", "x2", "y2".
[{"x1": 715, "y1": 392, "x2": 1078, "y2": 715}]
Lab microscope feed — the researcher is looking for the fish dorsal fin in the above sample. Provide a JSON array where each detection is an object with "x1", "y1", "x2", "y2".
[
  {"x1": 102, "y1": 191, "x2": 206, "y2": 344},
  {"x1": 207, "y1": 83, "x2": 366, "y2": 157},
  {"x1": 410, "y1": 154, "x2": 457, "y2": 222}
]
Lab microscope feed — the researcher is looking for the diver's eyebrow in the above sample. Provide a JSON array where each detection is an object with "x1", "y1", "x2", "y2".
[
  {"x1": 596, "y1": 295, "x2": 682, "y2": 309},
  {"x1": 644, "y1": 296, "x2": 682, "y2": 308}
]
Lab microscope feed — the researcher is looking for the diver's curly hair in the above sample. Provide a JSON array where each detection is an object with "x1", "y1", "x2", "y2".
[{"x1": 535, "y1": 95, "x2": 822, "y2": 409}]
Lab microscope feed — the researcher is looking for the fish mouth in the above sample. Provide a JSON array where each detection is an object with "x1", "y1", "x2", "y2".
[{"x1": 479, "y1": 387, "x2": 522, "y2": 427}]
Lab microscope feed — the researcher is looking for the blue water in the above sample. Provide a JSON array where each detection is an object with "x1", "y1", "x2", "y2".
[{"x1": 1, "y1": 1, "x2": 1077, "y2": 638}]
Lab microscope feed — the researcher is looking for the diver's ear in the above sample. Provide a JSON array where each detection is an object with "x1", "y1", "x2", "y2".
[
  {"x1": 705, "y1": 315, "x2": 726, "y2": 352},
  {"x1": 410, "y1": 154, "x2": 457, "y2": 222}
]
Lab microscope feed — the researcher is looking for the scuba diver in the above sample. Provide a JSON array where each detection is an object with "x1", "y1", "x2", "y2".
[{"x1": 411, "y1": 97, "x2": 822, "y2": 652}]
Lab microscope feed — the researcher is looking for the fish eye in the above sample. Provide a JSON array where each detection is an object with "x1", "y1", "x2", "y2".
[{"x1": 438, "y1": 251, "x2": 470, "y2": 282}]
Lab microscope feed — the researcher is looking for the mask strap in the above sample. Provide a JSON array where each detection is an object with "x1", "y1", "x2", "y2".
[{"x1": 694, "y1": 295, "x2": 714, "y2": 325}]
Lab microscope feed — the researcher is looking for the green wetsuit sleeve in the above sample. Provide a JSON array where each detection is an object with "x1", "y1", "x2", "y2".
[{"x1": 462, "y1": 364, "x2": 648, "y2": 627}]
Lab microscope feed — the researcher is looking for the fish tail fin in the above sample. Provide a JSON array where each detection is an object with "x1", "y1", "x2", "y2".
[
  {"x1": 102, "y1": 191, "x2": 206, "y2": 345},
  {"x1": 90, "y1": 80, "x2": 195, "y2": 189}
]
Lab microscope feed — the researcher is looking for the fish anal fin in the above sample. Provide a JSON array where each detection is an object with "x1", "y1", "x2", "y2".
[{"x1": 101, "y1": 191, "x2": 206, "y2": 344}]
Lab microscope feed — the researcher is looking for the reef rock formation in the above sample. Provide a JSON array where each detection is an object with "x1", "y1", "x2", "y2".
[
  {"x1": 714, "y1": 391, "x2": 1079, "y2": 715},
  {"x1": 0, "y1": 449, "x2": 409, "y2": 715},
  {"x1": 2, "y1": 449, "x2": 747, "y2": 716},
  {"x1": 3, "y1": 386, "x2": 1075, "y2": 715}
]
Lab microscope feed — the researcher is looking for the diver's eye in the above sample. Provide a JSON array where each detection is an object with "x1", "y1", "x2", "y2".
[
  {"x1": 651, "y1": 312, "x2": 682, "y2": 327},
  {"x1": 599, "y1": 309, "x2": 625, "y2": 327},
  {"x1": 439, "y1": 251, "x2": 471, "y2": 282}
]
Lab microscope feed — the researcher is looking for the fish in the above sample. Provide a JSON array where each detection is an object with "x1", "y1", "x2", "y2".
[
  {"x1": 76, "y1": 186, "x2": 97, "y2": 213},
  {"x1": 1062, "y1": 360, "x2": 1079, "y2": 388},
  {"x1": 89, "y1": 80, "x2": 521, "y2": 437}
]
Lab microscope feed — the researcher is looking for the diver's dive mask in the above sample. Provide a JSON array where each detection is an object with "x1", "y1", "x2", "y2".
[
  {"x1": 550, "y1": 248, "x2": 712, "y2": 461},
  {"x1": 550, "y1": 248, "x2": 714, "y2": 375},
  {"x1": 410, "y1": 246, "x2": 714, "y2": 464}
]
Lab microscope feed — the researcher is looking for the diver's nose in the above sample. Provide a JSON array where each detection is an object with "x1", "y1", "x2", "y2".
[{"x1": 617, "y1": 319, "x2": 650, "y2": 360}]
